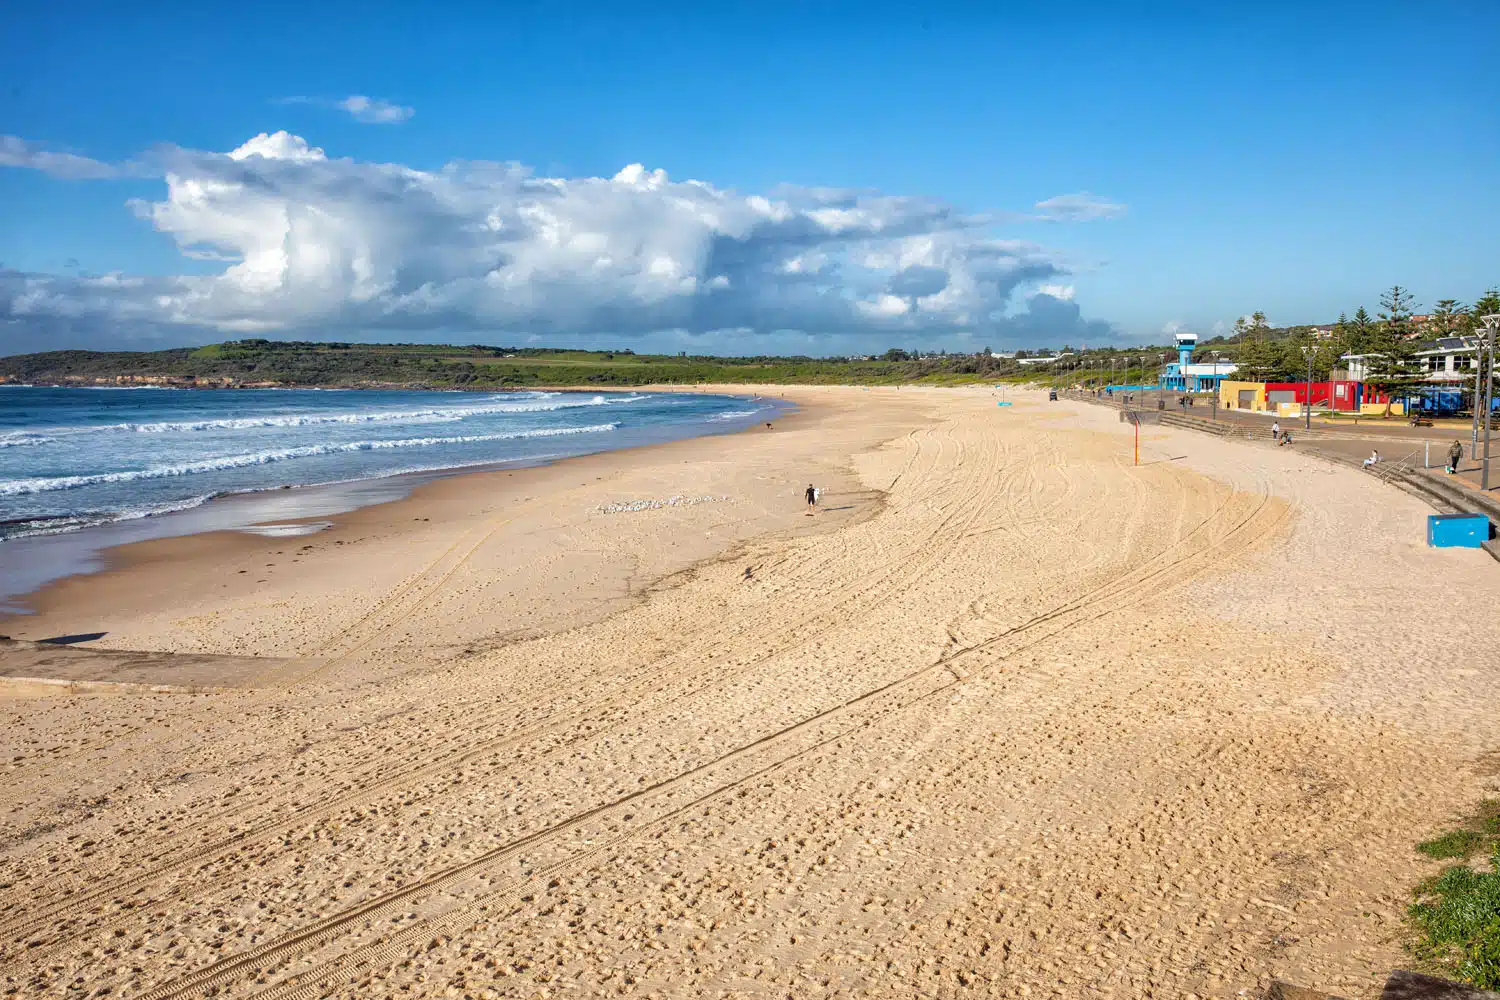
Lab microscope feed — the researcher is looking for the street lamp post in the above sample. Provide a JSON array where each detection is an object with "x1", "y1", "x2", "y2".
[
  {"x1": 1211, "y1": 352, "x2": 1222, "y2": 420},
  {"x1": 1482, "y1": 314, "x2": 1499, "y2": 490},
  {"x1": 1473, "y1": 330, "x2": 1487, "y2": 460},
  {"x1": 1470, "y1": 335, "x2": 1482, "y2": 461},
  {"x1": 1301, "y1": 344, "x2": 1315, "y2": 430}
]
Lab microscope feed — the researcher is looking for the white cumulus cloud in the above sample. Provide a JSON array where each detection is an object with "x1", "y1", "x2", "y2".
[{"x1": 0, "y1": 131, "x2": 1122, "y2": 353}]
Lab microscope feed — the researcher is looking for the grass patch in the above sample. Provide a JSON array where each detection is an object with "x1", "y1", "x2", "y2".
[
  {"x1": 1419, "y1": 829, "x2": 1489, "y2": 860},
  {"x1": 1408, "y1": 800, "x2": 1500, "y2": 989}
]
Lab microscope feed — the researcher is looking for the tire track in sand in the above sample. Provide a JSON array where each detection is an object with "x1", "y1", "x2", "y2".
[
  {"x1": 0, "y1": 425, "x2": 1003, "y2": 953},
  {"x1": 117, "y1": 482, "x2": 1286, "y2": 1000}
]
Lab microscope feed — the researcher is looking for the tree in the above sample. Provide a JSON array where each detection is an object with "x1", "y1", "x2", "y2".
[
  {"x1": 1431, "y1": 299, "x2": 1467, "y2": 339},
  {"x1": 1281, "y1": 333, "x2": 1343, "y2": 383},
  {"x1": 1234, "y1": 338, "x2": 1288, "y2": 381},
  {"x1": 882, "y1": 348, "x2": 909, "y2": 362},
  {"x1": 1232, "y1": 311, "x2": 1270, "y2": 343},
  {"x1": 1378, "y1": 285, "x2": 1420, "y2": 341},
  {"x1": 1463, "y1": 288, "x2": 1500, "y2": 333},
  {"x1": 1330, "y1": 312, "x2": 1351, "y2": 354},
  {"x1": 1345, "y1": 306, "x2": 1378, "y2": 354},
  {"x1": 1364, "y1": 325, "x2": 1423, "y2": 418}
]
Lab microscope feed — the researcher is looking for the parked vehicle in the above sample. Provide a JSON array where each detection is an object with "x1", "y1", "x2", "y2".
[{"x1": 1048, "y1": 389, "x2": 1058, "y2": 401}]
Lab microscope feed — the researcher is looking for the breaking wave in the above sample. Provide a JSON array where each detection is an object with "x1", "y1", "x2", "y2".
[
  {"x1": 705, "y1": 409, "x2": 763, "y2": 422},
  {"x1": 0, "y1": 433, "x2": 54, "y2": 448},
  {"x1": 29, "y1": 394, "x2": 637, "y2": 437},
  {"x1": 0, "y1": 423, "x2": 621, "y2": 496}
]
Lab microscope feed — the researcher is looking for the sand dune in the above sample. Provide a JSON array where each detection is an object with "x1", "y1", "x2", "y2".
[{"x1": 2, "y1": 387, "x2": 1497, "y2": 999}]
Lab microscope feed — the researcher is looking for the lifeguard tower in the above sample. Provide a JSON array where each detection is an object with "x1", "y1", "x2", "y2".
[{"x1": 1161, "y1": 330, "x2": 1237, "y2": 392}]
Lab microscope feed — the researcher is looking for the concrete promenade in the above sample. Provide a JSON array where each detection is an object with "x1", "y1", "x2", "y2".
[{"x1": 1060, "y1": 389, "x2": 1500, "y2": 553}]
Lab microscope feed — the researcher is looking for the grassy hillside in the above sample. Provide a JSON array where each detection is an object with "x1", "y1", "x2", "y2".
[{"x1": 0, "y1": 340, "x2": 1052, "y2": 388}]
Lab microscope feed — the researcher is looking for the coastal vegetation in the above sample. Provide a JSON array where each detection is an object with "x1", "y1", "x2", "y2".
[
  {"x1": 1408, "y1": 799, "x2": 1500, "y2": 988},
  {"x1": 0, "y1": 340, "x2": 1061, "y2": 389}
]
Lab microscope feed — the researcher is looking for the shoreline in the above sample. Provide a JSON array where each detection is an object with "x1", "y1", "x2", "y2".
[
  {"x1": 0, "y1": 386, "x2": 792, "y2": 616},
  {"x1": 0, "y1": 384, "x2": 893, "y2": 654}
]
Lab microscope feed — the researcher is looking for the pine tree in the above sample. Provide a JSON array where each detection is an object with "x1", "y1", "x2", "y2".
[
  {"x1": 1379, "y1": 285, "x2": 1420, "y2": 341},
  {"x1": 1235, "y1": 338, "x2": 1286, "y2": 381},
  {"x1": 1464, "y1": 288, "x2": 1500, "y2": 333},
  {"x1": 1431, "y1": 299, "x2": 1466, "y2": 339},
  {"x1": 1232, "y1": 311, "x2": 1270, "y2": 343},
  {"x1": 1346, "y1": 306, "x2": 1377, "y2": 354},
  {"x1": 1366, "y1": 287, "x2": 1424, "y2": 417}
]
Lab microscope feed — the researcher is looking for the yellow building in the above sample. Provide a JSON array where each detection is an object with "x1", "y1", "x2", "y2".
[{"x1": 1217, "y1": 380, "x2": 1268, "y2": 412}]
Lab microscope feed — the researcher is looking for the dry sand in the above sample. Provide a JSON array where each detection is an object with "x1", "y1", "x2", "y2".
[{"x1": 1, "y1": 385, "x2": 1498, "y2": 1000}]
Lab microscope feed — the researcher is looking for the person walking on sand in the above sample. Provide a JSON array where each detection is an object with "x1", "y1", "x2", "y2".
[
  {"x1": 1447, "y1": 440, "x2": 1463, "y2": 474},
  {"x1": 805, "y1": 483, "x2": 817, "y2": 515},
  {"x1": 1271, "y1": 419, "x2": 1280, "y2": 440}
]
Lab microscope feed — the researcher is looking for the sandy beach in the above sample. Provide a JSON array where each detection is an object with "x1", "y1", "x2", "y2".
[{"x1": 2, "y1": 385, "x2": 1498, "y2": 999}]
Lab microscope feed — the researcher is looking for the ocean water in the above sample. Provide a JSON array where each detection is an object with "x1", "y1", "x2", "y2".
[{"x1": 0, "y1": 386, "x2": 784, "y2": 610}]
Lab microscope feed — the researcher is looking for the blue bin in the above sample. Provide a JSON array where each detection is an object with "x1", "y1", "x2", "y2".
[{"x1": 1427, "y1": 513, "x2": 1491, "y2": 548}]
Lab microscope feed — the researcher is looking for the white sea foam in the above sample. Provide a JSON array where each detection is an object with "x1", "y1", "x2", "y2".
[
  {"x1": 705, "y1": 409, "x2": 762, "y2": 422},
  {"x1": 0, "y1": 494, "x2": 220, "y2": 540},
  {"x1": 238, "y1": 521, "x2": 335, "y2": 538},
  {"x1": 0, "y1": 423, "x2": 621, "y2": 496},
  {"x1": 0, "y1": 433, "x2": 54, "y2": 448},
  {"x1": 32, "y1": 394, "x2": 622, "y2": 436}
]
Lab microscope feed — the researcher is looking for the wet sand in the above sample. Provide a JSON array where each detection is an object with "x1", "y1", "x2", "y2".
[{"x1": 1, "y1": 386, "x2": 1498, "y2": 999}]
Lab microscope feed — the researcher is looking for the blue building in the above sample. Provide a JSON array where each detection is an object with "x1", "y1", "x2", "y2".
[{"x1": 1159, "y1": 331, "x2": 1238, "y2": 392}]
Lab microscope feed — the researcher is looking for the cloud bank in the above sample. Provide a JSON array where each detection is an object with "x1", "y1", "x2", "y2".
[{"x1": 1, "y1": 131, "x2": 1122, "y2": 354}]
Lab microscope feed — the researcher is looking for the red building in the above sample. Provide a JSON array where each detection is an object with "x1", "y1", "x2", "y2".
[{"x1": 1261, "y1": 380, "x2": 1364, "y2": 411}]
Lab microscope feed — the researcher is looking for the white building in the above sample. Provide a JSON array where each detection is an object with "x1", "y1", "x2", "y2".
[
  {"x1": 1016, "y1": 351, "x2": 1075, "y2": 366},
  {"x1": 1342, "y1": 336, "x2": 1482, "y2": 385}
]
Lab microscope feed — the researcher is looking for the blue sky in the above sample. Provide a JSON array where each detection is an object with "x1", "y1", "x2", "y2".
[{"x1": 2, "y1": 1, "x2": 1497, "y2": 355}]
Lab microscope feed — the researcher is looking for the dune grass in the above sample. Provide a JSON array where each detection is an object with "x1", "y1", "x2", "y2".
[{"x1": 1408, "y1": 800, "x2": 1500, "y2": 988}]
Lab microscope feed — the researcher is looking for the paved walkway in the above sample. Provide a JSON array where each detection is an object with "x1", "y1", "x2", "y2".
[{"x1": 1061, "y1": 390, "x2": 1500, "y2": 511}]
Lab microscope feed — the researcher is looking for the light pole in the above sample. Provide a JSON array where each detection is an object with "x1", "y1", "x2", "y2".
[
  {"x1": 1472, "y1": 331, "x2": 1486, "y2": 460},
  {"x1": 1482, "y1": 314, "x2": 1499, "y2": 490},
  {"x1": 1210, "y1": 352, "x2": 1224, "y2": 421},
  {"x1": 1300, "y1": 343, "x2": 1315, "y2": 430}
]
